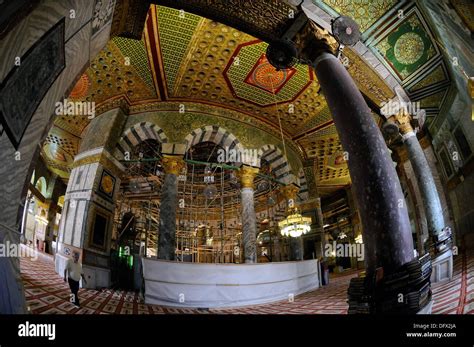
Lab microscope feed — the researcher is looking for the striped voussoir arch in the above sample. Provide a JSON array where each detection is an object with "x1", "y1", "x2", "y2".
[
  {"x1": 298, "y1": 168, "x2": 309, "y2": 201},
  {"x1": 258, "y1": 144, "x2": 292, "y2": 181},
  {"x1": 115, "y1": 122, "x2": 168, "y2": 159},
  {"x1": 184, "y1": 126, "x2": 243, "y2": 152}
]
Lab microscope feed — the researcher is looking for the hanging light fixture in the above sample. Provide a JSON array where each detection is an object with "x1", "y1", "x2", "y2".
[
  {"x1": 266, "y1": 70, "x2": 311, "y2": 238},
  {"x1": 278, "y1": 209, "x2": 312, "y2": 238}
]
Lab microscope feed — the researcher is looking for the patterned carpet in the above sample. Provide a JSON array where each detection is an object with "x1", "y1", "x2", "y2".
[{"x1": 19, "y1": 251, "x2": 474, "y2": 314}]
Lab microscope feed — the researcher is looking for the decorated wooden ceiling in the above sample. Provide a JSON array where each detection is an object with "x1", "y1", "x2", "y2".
[{"x1": 41, "y1": 1, "x2": 456, "y2": 197}]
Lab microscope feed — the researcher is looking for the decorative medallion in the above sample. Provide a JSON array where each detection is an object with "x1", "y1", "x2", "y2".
[
  {"x1": 99, "y1": 169, "x2": 116, "y2": 198},
  {"x1": 69, "y1": 74, "x2": 90, "y2": 99},
  {"x1": 224, "y1": 41, "x2": 313, "y2": 106},
  {"x1": 374, "y1": 11, "x2": 438, "y2": 81},
  {"x1": 244, "y1": 54, "x2": 296, "y2": 94},
  {"x1": 394, "y1": 32, "x2": 424, "y2": 65}
]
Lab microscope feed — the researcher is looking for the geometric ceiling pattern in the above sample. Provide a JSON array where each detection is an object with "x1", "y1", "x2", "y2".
[
  {"x1": 374, "y1": 8, "x2": 438, "y2": 81},
  {"x1": 41, "y1": 2, "x2": 454, "y2": 197},
  {"x1": 323, "y1": 1, "x2": 452, "y2": 125},
  {"x1": 224, "y1": 41, "x2": 314, "y2": 106}
]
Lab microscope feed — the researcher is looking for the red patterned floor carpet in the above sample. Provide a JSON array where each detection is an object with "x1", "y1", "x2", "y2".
[{"x1": 19, "y1": 252, "x2": 474, "y2": 314}]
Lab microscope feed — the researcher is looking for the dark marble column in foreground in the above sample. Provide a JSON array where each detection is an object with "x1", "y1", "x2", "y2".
[
  {"x1": 291, "y1": 20, "x2": 430, "y2": 313},
  {"x1": 311, "y1": 52, "x2": 414, "y2": 275},
  {"x1": 238, "y1": 165, "x2": 259, "y2": 263},
  {"x1": 157, "y1": 155, "x2": 185, "y2": 260}
]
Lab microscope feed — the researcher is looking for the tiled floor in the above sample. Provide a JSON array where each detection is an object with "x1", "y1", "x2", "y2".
[{"x1": 20, "y1": 252, "x2": 474, "y2": 314}]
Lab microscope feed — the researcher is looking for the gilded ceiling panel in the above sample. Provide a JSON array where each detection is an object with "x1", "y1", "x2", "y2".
[
  {"x1": 320, "y1": 0, "x2": 399, "y2": 32},
  {"x1": 374, "y1": 9, "x2": 439, "y2": 81},
  {"x1": 409, "y1": 64, "x2": 447, "y2": 92}
]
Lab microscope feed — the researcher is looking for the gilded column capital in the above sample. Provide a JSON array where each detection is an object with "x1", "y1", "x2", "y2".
[
  {"x1": 162, "y1": 155, "x2": 185, "y2": 175},
  {"x1": 294, "y1": 21, "x2": 339, "y2": 64},
  {"x1": 391, "y1": 108, "x2": 414, "y2": 136},
  {"x1": 237, "y1": 165, "x2": 259, "y2": 189},
  {"x1": 280, "y1": 183, "x2": 299, "y2": 201}
]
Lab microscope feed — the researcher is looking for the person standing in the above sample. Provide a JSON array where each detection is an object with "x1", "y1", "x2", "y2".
[{"x1": 64, "y1": 251, "x2": 87, "y2": 307}]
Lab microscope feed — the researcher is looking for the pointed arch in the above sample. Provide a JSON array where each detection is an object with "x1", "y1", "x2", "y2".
[
  {"x1": 184, "y1": 126, "x2": 244, "y2": 153},
  {"x1": 257, "y1": 144, "x2": 292, "y2": 182},
  {"x1": 115, "y1": 122, "x2": 168, "y2": 160}
]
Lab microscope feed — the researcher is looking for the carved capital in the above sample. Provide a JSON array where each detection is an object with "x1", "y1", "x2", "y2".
[
  {"x1": 392, "y1": 108, "x2": 414, "y2": 135},
  {"x1": 294, "y1": 21, "x2": 338, "y2": 64},
  {"x1": 162, "y1": 155, "x2": 185, "y2": 175},
  {"x1": 281, "y1": 183, "x2": 299, "y2": 201},
  {"x1": 237, "y1": 165, "x2": 259, "y2": 189}
]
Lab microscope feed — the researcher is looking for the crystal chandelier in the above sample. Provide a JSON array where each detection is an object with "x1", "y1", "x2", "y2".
[{"x1": 278, "y1": 212, "x2": 312, "y2": 238}]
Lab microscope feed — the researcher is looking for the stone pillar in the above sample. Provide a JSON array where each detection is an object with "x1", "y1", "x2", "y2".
[
  {"x1": 391, "y1": 110, "x2": 447, "y2": 252},
  {"x1": 390, "y1": 110, "x2": 453, "y2": 283},
  {"x1": 157, "y1": 155, "x2": 185, "y2": 260},
  {"x1": 237, "y1": 165, "x2": 259, "y2": 263},
  {"x1": 310, "y1": 52, "x2": 414, "y2": 274},
  {"x1": 292, "y1": 21, "x2": 433, "y2": 312},
  {"x1": 281, "y1": 183, "x2": 304, "y2": 261},
  {"x1": 300, "y1": 198, "x2": 324, "y2": 259},
  {"x1": 56, "y1": 149, "x2": 123, "y2": 289}
]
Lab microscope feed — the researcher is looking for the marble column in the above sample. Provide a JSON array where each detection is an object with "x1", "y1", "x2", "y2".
[
  {"x1": 300, "y1": 198, "x2": 324, "y2": 259},
  {"x1": 281, "y1": 184, "x2": 304, "y2": 261},
  {"x1": 237, "y1": 165, "x2": 259, "y2": 263},
  {"x1": 392, "y1": 110, "x2": 446, "y2": 252},
  {"x1": 310, "y1": 52, "x2": 415, "y2": 275},
  {"x1": 157, "y1": 155, "x2": 185, "y2": 260}
]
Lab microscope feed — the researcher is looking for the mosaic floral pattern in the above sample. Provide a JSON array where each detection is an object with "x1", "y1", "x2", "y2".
[
  {"x1": 320, "y1": 0, "x2": 399, "y2": 32},
  {"x1": 394, "y1": 32, "x2": 425, "y2": 65},
  {"x1": 375, "y1": 12, "x2": 437, "y2": 80},
  {"x1": 244, "y1": 54, "x2": 296, "y2": 94}
]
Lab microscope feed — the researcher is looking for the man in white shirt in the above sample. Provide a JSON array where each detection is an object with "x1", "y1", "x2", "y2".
[{"x1": 64, "y1": 251, "x2": 87, "y2": 307}]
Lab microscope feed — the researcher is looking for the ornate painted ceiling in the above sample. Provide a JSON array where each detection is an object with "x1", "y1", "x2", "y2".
[{"x1": 41, "y1": 1, "x2": 456, "y2": 197}]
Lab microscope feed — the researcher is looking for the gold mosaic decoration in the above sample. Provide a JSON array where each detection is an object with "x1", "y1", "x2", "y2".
[
  {"x1": 420, "y1": 90, "x2": 446, "y2": 108},
  {"x1": 344, "y1": 47, "x2": 395, "y2": 105},
  {"x1": 85, "y1": 40, "x2": 157, "y2": 104},
  {"x1": 155, "y1": 6, "x2": 202, "y2": 92},
  {"x1": 410, "y1": 65, "x2": 446, "y2": 92},
  {"x1": 394, "y1": 32, "x2": 425, "y2": 65},
  {"x1": 321, "y1": 0, "x2": 399, "y2": 32}
]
